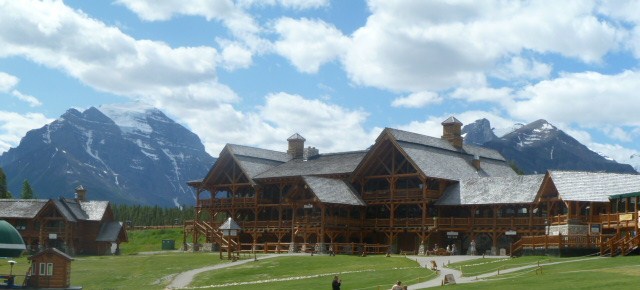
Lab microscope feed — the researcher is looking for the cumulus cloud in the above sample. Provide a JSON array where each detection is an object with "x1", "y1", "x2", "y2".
[
  {"x1": 0, "y1": 72, "x2": 18, "y2": 92},
  {"x1": 163, "y1": 93, "x2": 377, "y2": 156},
  {"x1": 0, "y1": 111, "x2": 52, "y2": 153},
  {"x1": 510, "y1": 70, "x2": 640, "y2": 126},
  {"x1": 0, "y1": 0, "x2": 236, "y2": 109},
  {"x1": 450, "y1": 87, "x2": 514, "y2": 104},
  {"x1": 492, "y1": 56, "x2": 552, "y2": 81},
  {"x1": 238, "y1": 0, "x2": 329, "y2": 10},
  {"x1": 11, "y1": 90, "x2": 42, "y2": 107},
  {"x1": 343, "y1": 0, "x2": 624, "y2": 92},
  {"x1": 273, "y1": 18, "x2": 350, "y2": 73},
  {"x1": 391, "y1": 91, "x2": 442, "y2": 108}
]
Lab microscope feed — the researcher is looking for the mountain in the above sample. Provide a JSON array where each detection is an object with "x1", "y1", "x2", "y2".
[
  {"x1": 461, "y1": 118, "x2": 497, "y2": 145},
  {"x1": 463, "y1": 119, "x2": 637, "y2": 174},
  {"x1": 0, "y1": 104, "x2": 216, "y2": 207}
]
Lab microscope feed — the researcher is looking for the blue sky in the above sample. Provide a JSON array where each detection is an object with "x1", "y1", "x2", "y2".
[{"x1": 1, "y1": 0, "x2": 640, "y2": 168}]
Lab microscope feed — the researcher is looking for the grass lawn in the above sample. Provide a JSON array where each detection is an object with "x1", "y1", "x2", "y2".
[
  {"x1": 121, "y1": 228, "x2": 186, "y2": 255},
  {"x1": 448, "y1": 255, "x2": 567, "y2": 277},
  {"x1": 190, "y1": 255, "x2": 437, "y2": 290},
  {"x1": 449, "y1": 256, "x2": 640, "y2": 290}
]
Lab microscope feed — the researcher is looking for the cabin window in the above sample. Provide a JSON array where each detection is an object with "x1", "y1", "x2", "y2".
[
  {"x1": 47, "y1": 263, "x2": 53, "y2": 276},
  {"x1": 31, "y1": 263, "x2": 36, "y2": 275},
  {"x1": 15, "y1": 220, "x2": 27, "y2": 230},
  {"x1": 39, "y1": 263, "x2": 45, "y2": 276}
]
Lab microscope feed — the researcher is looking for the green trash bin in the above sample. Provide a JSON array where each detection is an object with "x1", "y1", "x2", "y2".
[{"x1": 162, "y1": 239, "x2": 175, "y2": 250}]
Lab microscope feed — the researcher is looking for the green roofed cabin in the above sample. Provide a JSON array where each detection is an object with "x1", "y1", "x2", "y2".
[{"x1": 0, "y1": 220, "x2": 26, "y2": 257}]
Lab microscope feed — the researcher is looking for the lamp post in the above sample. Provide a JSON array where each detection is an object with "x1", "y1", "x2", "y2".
[
  {"x1": 8, "y1": 260, "x2": 16, "y2": 276},
  {"x1": 219, "y1": 217, "x2": 241, "y2": 260}
]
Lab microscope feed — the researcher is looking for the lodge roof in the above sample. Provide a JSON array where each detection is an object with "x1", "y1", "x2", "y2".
[
  {"x1": 387, "y1": 128, "x2": 506, "y2": 161},
  {"x1": 437, "y1": 175, "x2": 545, "y2": 205},
  {"x1": 96, "y1": 221, "x2": 126, "y2": 242},
  {"x1": 255, "y1": 151, "x2": 367, "y2": 179},
  {"x1": 548, "y1": 170, "x2": 640, "y2": 202},
  {"x1": 0, "y1": 198, "x2": 108, "y2": 222},
  {"x1": 227, "y1": 144, "x2": 292, "y2": 179},
  {"x1": 0, "y1": 199, "x2": 48, "y2": 218},
  {"x1": 303, "y1": 176, "x2": 366, "y2": 206}
]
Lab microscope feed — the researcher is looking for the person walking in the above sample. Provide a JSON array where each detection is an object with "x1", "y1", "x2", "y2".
[
  {"x1": 391, "y1": 281, "x2": 403, "y2": 290},
  {"x1": 332, "y1": 275, "x2": 341, "y2": 290}
]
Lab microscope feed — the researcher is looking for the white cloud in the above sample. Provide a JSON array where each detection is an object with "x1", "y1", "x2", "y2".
[
  {"x1": 274, "y1": 18, "x2": 350, "y2": 73},
  {"x1": 115, "y1": 0, "x2": 268, "y2": 55},
  {"x1": 237, "y1": 0, "x2": 329, "y2": 10},
  {"x1": 492, "y1": 56, "x2": 552, "y2": 81},
  {"x1": 510, "y1": 70, "x2": 640, "y2": 127},
  {"x1": 0, "y1": 72, "x2": 18, "y2": 92},
  {"x1": 450, "y1": 87, "x2": 513, "y2": 104},
  {"x1": 0, "y1": 0, "x2": 236, "y2": 109},
  {"x1": 218, "y1": 40, "x2": 253, "y2": 70},
  {"x1": 162, "y1": 93, "x2": 376, "y2": 156},
  {"x1": 11, "y1": 90, "x2": 42, "y2": 107},
  {"x1": 391, "y1": 91, "x2": 442, "y2": 108},
  {"x1": 0, "y1": 111, "x2": 52, "y2": 153},
  {"x1": 343, "y1": 0, "x2": 624, "y2": 92}
]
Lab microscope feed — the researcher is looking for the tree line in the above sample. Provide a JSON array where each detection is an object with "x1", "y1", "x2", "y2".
[
  {"x1": 112, "y1": 204, "x2": 204, "y2": 226},
  {"x1": 0, "y1": 167, "x2": 37, "y2": 199}
]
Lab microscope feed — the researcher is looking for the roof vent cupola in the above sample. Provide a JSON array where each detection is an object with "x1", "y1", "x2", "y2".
[
  {"x1": 287, "y1": 133, "x2": 306, "y2": 159},
  {"x1": 75, "y1": 185, "x2": 87, "y2": 201},
  {"x1": 441, "y1": 116, "x2": 463, "y2": 149}
]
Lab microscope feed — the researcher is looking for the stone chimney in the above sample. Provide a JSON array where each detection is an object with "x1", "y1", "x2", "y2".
[
  {"x1": 75, "y1": 185, "x2": 87, "y2": 201},
  {"x1": 287, "y1": 133, "x2": 306, "y2": 159},
  {"x1": 441, "y1": 116, "x2": 463, "y2": 148},
  {"x1": 472, "y1": 155, "x2": 481, "y2": 170}
]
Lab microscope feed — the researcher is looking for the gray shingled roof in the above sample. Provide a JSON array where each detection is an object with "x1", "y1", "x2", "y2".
[
  {"x1": 255, "y1": 151, "x2": 367, "y2": 179},
  {"x1": 0, "y1": 199, "x2": 47, "y2": 218},
  {"x1": 549, "y1": 171, "x2": 640, "y2": 202},
  {"x1": 302, "y1": 176, "x2": 366, "y2": 206},
  {"x1": 79, "y1": 200, "x2": 109, "y2": 221},
  {"x1": 96, "y1": 221, "x2": 125, "y2": 242},
  {"x1": 226, "y1": 144, "x2": 292, "y2": 179},
  {"x1": 437, "y1": 175, "x2": 545, "y2": 205},
  {"x1": 227, "y1": 144, "x2": 291, "y2": 162},
  {"x1": 387, "y1": 128, "x2": 506, "y2": 161},
  {"x1": 398, "y1": 141, "x2": 516, "y2": 181}
]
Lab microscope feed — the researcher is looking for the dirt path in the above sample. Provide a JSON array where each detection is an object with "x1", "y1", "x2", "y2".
[
  {"x1": 165, "y1": 253, "x2": 303, "y2": 289},
  {"x1": 407, "y1": 255, "x2": 602, "y2": 289}
]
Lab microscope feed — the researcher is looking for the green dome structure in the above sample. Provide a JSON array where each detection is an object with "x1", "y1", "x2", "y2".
[{"x1": 0, "y1": 220, "x2": 26, "y2": 257}]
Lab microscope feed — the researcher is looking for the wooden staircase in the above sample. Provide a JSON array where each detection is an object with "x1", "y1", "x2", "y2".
[
  {"x1": 193, "y1": 220, "x2": 238, "y2": 250},
  {"x1": 600, "y1": 233, "x2": 640, "y2": 256}
]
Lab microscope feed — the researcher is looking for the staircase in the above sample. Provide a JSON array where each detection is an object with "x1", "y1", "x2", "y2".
[
  {"x1": 620, "y1": 234, "x2": 640, "y2": 256},
  {"x1": 600, "y1": 234, "x2": 622, "y2": 256},
  {"x1": 193, "y1": 220, "x2": 238, "y2": 250}
]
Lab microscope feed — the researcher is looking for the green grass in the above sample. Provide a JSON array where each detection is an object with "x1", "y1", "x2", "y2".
[
  {"x1": 190, "y1": 255, "x2": 436, "y2": 290},
  {"x1": 449, "y1": 256, "x2": 640, "y2": 290},
  {"x1": 448, "y1": 256, "x2": 560, "y2": 277},
  {"x1": 121, "y1": 228, "x2": 186, "y2": 255}
]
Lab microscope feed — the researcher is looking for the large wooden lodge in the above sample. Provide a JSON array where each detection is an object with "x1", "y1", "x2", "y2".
[{"x1": 185, "y1": 117, "x2": 640, "y2": 256}]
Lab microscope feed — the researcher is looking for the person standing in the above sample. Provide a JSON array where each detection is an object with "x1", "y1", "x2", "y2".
[
  {"x1": 391, "y1": 281, "x2": 403, "y2": 290},
  {"x1": 332, "y1": 275, "x2": 341, "y2": 290},
  {"x1": 470, "y1": 239, "x2": 477, "y2": 255}
]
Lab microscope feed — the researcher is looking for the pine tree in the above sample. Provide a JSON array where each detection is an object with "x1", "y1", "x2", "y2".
[
  {"x1": 21, "y1": 179, "x2": 35, "y2": 199},
  {"x1": 0, "y1": 167, "x2": 12, "y2": 199}
]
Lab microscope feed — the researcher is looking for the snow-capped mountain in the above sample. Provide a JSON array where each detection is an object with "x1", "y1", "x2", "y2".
[
  {"x1": 463, "y1": 119, "x2": 637, "y2": 174},
  {"x1": 626, "y1": 154, "x2": 640, "y2": 172},
  {"x1": 461, "y1": 118, "x2": 497, "y2": 146},
  {"x1": 0, "y1": 104, "x2": 216, "y2": 207}
]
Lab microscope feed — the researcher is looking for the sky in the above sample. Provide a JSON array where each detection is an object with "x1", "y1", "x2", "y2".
[{"x1": 1, "y1": 0, "x2": 640, "y2": 167}]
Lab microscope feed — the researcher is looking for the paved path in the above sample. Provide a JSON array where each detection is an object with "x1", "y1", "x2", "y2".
[
  {"x1": 165, "y1": 253, "x2": 305, "y2": 289},
  {"x1": 407, "y1": 255, "x2": 602, "y2": 289}
]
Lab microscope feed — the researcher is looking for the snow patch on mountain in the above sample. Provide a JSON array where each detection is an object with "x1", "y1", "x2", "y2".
[{"x1": 99, "y1": 103, "x2": 154, "y2": 135}]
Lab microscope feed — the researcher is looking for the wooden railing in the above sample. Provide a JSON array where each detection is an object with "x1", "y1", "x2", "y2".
[
  {"x1": 599, "y1": 212, "x2": 638, "y2": 229},
  {"x1": 514, "y1": 234, "x2": 603, "y2": 255},
  {"x1": 621, "y1": 234, "x2": 640, "y2": 256}
]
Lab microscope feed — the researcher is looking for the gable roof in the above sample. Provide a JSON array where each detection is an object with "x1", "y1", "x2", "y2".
[
  {"x1": 96, "y1": 221, "x2": 127, "y2": 242},
  {"x1": 0, "y1": 199, "x2": 48, "y2": 218},
  {"x1": 28, "y1": 247, "x2": 74, "y2": 261},
  {"x1": 302, "y1": 176, "x2": 366, "y2": 206},
  {"x1": 437, "y1": 175, "x2": 545, "y2": 205},
  {"x1": 255, "y1": 151, "x2": 367, "y2": 179},
  {"x1": 547, "y1": 171, "x2": 640, "y2": 202}
]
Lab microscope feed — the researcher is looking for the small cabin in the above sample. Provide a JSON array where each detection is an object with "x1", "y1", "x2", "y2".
[{"x1": 27, "y1": 248, "x2": 74, "y2": 289}]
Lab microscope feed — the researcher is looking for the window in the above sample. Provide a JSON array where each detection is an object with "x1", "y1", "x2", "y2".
[
  {"x1": 47, "y1": 263, "x2": 53, "y2": 276},
  {"x1": 39, "y1": 263, "x2": 45, "y2": 276},
  {"x1": 31, "y1": 263, "x2": 36, "y2": 275}
]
